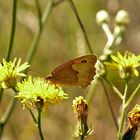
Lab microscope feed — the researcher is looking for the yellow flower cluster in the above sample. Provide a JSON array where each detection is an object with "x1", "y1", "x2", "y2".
[{"x1": 16, "y1": 76, "x2": 68, "y2": 111}]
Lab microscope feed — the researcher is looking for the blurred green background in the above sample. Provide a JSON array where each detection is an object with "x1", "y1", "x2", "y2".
[{"x1": 0, "y1": 0, "x2": 140, "y2": 140}]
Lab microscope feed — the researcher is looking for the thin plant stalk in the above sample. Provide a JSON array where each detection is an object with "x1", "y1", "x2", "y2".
[
  {"x1": 0, "y1": 0, "x2": 17, "y2": 101},
  {"x1": 86, "y1": 79, "x2": 98, "y2": 103},
  {"x1": 0, "y1": 95, "x2": 17, "y2": 138},
  {"x1": 6, "y1": 0, "x2": 17, "y2": 61},
  {"x1": 53, "y1": 0, "x2": 65, "y2": 6},
  {"x1": 28, "y1": 108, "x2": 37, "y2": 124},
  {"x1": 101, "y1": 23, "x2": 113, "y2": 49},
  {"x1": 26, "y1": 0, "x2": 55, "y2": 63},
  {"x1": 80, "y1": 120, "x2": 85, "y2": 140},
  {"x1": 35, "y1": 0, "x2": 42, "y2": 29},
  {"x1": 100, "y1": 79, "x2": 118, "y2": 130},
  {"x1": 26, "y1": 0, "x2": 64, "y2": 63},
  {"x1": 117, "y1": 81, "x2": 128, "y2": 140},
  {"x1": 80, "y1": 135, "x2": 84, "y2": 140},
  {"x1": 125, "y1": 82, "x2": 140, "y2": 108},
  {"x1": 38, "y1": 109, "x2": 44, "y2": 140},
  {"x1": 67, "y1": 0, "x2": 93, "y2": 53},
  {"x1": 103, "y1": 77, "x2": 123, "y2": 99}
]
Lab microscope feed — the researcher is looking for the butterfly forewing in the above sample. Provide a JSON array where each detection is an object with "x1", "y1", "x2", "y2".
[{"x1": 46, "y1": 55, "x2": 97, "y2": 88}]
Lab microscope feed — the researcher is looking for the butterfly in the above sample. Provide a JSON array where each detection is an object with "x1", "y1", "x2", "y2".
[{"x1": 46, "y1": 55, "x2": 97, "y2": 88}]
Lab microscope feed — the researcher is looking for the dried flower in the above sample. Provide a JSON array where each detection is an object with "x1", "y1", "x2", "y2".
[
  {"x1": 127, "y1": 104, "x2": 140, "y2": 129},
  {"x1": 16, "y1": 76, "x2": 68, "y2": 111},
  {"x1": 122, "y1": 104, "x2": 140, "y2": 140},
  {"x1": 0, "y1": 58, "x2": 30, "y2": 88},
  {"x1": 73, "y1": 96, "x2": 88, "y2": 120},
  {"x1": 72, "y1": 96, "x2": 93, "y2": 137}
]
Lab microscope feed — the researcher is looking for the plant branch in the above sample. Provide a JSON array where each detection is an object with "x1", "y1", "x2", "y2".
[
  {"x1": 6, "y1": 0, "x2": 17, "y2": 61},
  {"x1": 86, "y1": 79, "x2": 98, "y2": 103},
  {"x1": 125, "y1": 82, "x2": 140, "y2": 108},
  {"x1": 26, "y1": 0, "x2": 55, "y2": 63},
  {"x1": 35, "y1": 0, "x2": 42, "y2": 29},
  {"x1": 53, "y1": 0, "x2": 65, "y2": 6},
  {"x1": 28, "y1": 108, "x2": 37, "y2": 124},
  {"x1": 100, "y1": 78, "x2": 118, "y2": 131},
  {"x1": 103, "y1": 77, "x2": 123, "y2": 99},
  {"x1": 117, "y1": 81, "x2": 128, "y2": 140},
  {"x1": 67, "y1": 0, "x2": 93, "y2": 53},
  {"x1": 0, "y1": 96, "x2": 17, "y2": 138}
]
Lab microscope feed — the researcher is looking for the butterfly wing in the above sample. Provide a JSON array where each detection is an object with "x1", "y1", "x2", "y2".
[{"x1": 46, "y1": 55, "x2": 97, "y2": 88}]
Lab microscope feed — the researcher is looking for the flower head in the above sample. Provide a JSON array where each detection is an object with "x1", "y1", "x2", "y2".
[
  {"x1": 0, "y1": 58, "x2": 30, "y2": 88},
  {"x1": 127, "y1": 104, "x2": 140, "y2": 129},
  {"x1": 110, "y1": 52, "x2": 140, "y2": 80},
  {"x1": 72, "y1": 96, "x2": 93, "y2": 137},
  {"x1": 16, "y1": 76, "x2": 68, "y2": 111},
  {"x1": 122, "y1": 105, "x2": 140, "y2": 140},
  {"x1": 72, "y1": 96, "x2": 88, "y2": 120}
]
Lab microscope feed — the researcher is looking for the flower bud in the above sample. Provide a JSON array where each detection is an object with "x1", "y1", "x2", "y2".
[
  {"x1": 96, "y1": 10, "x2": 110, "y2": 25},
  {"x1": 115, "y1": 10, "x2": 130, "y2": 25},
  {"x1": 72, "y1": 96, "x2": 93, "y2": 138}
]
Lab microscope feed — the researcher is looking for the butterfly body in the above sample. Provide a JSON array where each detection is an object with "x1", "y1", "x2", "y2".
[{"x1": 46, "y1": 55, "x2": 97, "y2": 88}]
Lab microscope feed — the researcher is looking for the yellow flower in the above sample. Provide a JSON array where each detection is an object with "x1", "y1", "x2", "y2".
[
  {"x1": 110, "y1": 52, "x2": 140, "y2": 80},
  {"x1": 0, "y1": 58, "x2": 30, "y2": 88},
  {"x1": 16, "y1": 76, "x2": 68, "y2": 111}
]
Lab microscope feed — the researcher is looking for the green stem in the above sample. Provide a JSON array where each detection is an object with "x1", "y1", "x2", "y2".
[
  {"x1": 28, "y1": 108, "x2": 37, "y2": 124},
  {"x1": 99, "y1": 24, "x2": 122, "y2": 61},
  {"x1": 103, "y1": 77, "x2": 123, "y2": 99},
  {"x1": 100, "y1": 79, "x2": 118, "y2": 131},
  {"x1": 38, "y1": 109, "x2": 44, "y2": 140},
  {"x1": 125, "y1": 82, "x2": 140, "y2": 108},
  {"x1": 0, "y1": 96, "x2": 17, "y2": 138},
  {"x1": 0, "y1": 89, "x2": 4, "y2": 102},
  {"x1": 26, "y1": 0, "x2": 54, "y2": 63},
  {"x1": 67, "y1": 0, "x2": 93, "y2": 53},
  {"x1": 35, "y1": 0, "x2": 42, "y2": 29},
  {"x1": 6, "y1": 0, "x2": 17, "y2": 61},
  {"x1": 102, "y1": 23, "x2": 122, "y2": 51},
  {"x1": 80, "y1": 135, "x2": 84, "y2": 140},
  {"x1": 80, "y1": 120, "x2": 85, "y2": 140},
  {"x1": 53, "y1": 0, "x2": 65, "y2": 6},
  {"x1": 0, "y1": 0, "x2": 17, "y2": 102},
  {"x1": 101, "y1": 23, "x2": 113, "y2": 48},
  {"x1": 117, "y1": 81, "x2": 128, "y2": 140},
  {"x1": 86, "y1": 79, "x2": 98, "y2": 103}
]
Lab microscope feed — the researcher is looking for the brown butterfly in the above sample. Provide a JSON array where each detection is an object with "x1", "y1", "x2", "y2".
[{"x1": 46, "y1": 55, "x2": 97, "y2": 88}]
